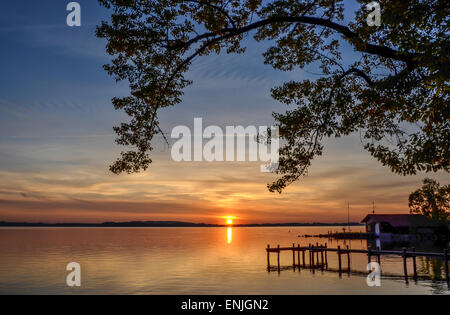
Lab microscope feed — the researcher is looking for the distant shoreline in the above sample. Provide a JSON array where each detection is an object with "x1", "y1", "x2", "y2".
[{"x1": 0, "y1": 221, "x2": 363, "y2": 228}]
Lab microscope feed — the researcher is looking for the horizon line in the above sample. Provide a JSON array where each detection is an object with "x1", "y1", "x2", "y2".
[{"x1": 0, "y1": 220, "x2": 364, "y2": 227}]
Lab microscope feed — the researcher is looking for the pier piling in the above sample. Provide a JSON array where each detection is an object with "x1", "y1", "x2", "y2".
[
  {"x1": 316, "y1": 243, "x2": 320, "y2": 266},
  {"x1": 302, "y1": 247, "x2": 306, "y2": 268},
  {"x1": 277, "y1": 244, "x2": 280, "y2": 273},
  {"x1": 346, "y1": 245, "x2": 351, "y2": 272},
  {"x1": 337, "y1": 246, "x2": 342, "y2": 273},
  {"x1": 308, "y1": 244, "x2": 312, "y2": 267},
  {"x1": 402, "y1": 247, "x2": 408, "y2": 283},
  {"x1": 444, "y1": 249, "x2": 449, "y2": 285},
  {"x1": 292, "y1": 243, "x2": 296, "y2": 270},
  {"x1": 321, "y1": 247, "x2": 325, "y2": 270},
  {"x1": 376, "y1": 246, "x2": 381, "y2": 265}
]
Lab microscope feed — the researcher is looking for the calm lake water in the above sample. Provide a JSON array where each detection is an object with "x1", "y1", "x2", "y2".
[{"x1": 0, "y1": 227, "x2": 448, "y2": 294}]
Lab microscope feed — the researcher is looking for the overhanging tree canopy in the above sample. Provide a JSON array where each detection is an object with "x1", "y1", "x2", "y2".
[
  {"x1": 96, "y1": 0, "x2": 449, "y2": 192},
  {"x1": 409, "y1": 178, "x2": 449, "y2": 222}
]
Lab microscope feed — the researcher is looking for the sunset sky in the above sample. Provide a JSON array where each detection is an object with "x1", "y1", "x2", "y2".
[{"x1": 0, "y1": 1, "x2": 448, "y2": 224}]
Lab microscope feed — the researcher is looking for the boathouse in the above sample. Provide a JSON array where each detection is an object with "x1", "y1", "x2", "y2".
[{"x1": 361, "y1": 214, "x2": 447, "y2": 236}]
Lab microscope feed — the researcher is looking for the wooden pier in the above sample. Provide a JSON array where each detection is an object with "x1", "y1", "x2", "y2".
[
  {"x1": 300, "y1": 231, "x2": 371, "y2": 239},
  {"x1": 266, "y1": 243, "x2": 450, "y2": 284}
]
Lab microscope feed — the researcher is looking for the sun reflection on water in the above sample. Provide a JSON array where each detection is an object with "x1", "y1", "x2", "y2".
[{"x1": 227, "y1": 227, "x2": 232, "y2": 244}]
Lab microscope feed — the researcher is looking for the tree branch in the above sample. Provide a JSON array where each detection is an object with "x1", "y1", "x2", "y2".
[
  {"x1": 168, "y1": 16, "x2": 417, "y2": 66},
  {"x1": 339, "y1": 68, "x2": 374, "y2": 86}
]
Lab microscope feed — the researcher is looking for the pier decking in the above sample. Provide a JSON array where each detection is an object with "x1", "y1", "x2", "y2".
[
  {"x1": 300, "y1": 231, "x2": 371, "y2": 239},
  {"x1": 266, "y1": 243, "x2": 449, "y2": 284}
]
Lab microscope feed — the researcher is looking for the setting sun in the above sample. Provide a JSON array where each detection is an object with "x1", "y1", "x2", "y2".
[{"x1": 223, "y1": 216, "x2": 236, "y2": 225}]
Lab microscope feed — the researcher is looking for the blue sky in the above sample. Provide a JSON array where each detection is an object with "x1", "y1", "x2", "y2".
[{"x1": 0, "y1": 1, "x2": 447, "y2": 224}]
